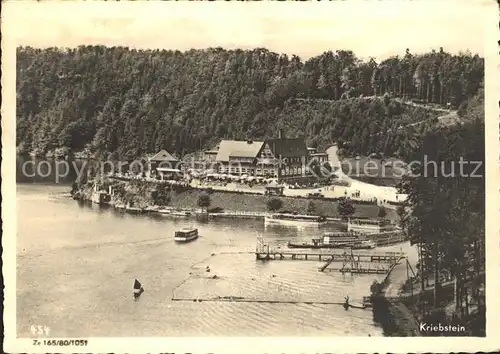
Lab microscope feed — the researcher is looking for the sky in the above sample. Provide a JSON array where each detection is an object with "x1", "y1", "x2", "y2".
[{"x1": 3, "y1": 0, "x2": 492, "y2": 61}]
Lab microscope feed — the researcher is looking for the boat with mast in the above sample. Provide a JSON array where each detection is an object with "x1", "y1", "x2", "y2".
[{"x1": 133, "y1": 279, "x2": 144, "y2": 299}]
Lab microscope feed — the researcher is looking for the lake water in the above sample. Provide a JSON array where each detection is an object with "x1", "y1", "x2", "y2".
[{"x1": 16, "y1": 183, "x2": 412, "y2": 337}]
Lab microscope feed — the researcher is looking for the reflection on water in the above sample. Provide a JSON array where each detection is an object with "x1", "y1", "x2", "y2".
[{"x1": 16, "y1": 184, "x2": 411, "y2": 337}]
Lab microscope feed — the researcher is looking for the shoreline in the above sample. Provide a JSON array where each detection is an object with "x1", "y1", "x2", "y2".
[
  {"x1": 18, "y1": 150, "x2": 407, "y2": 205},
  {"x1": 73, "y1": 176, "x2": 401, "y2": 221}
]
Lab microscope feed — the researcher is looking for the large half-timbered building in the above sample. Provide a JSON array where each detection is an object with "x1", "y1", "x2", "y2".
[{"x1": 204, "y1": 132, "x2": 328, "y2": 181}]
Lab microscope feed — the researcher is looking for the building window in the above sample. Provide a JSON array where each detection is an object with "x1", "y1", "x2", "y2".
[{"x1": 298, "y1": 167, "x2": 302, "y2": 175}]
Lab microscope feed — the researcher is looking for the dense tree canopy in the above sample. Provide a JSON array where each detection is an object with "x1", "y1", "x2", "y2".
[
  {"x1": 400, "y1": 87, "x2": 484, "y2": 315},
  {"x1": 16, "y1": 46, "x2": 483, "y2": 160}
]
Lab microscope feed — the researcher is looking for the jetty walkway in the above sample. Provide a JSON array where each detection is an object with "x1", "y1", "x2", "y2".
[
  {"x1": 255, "y1": 250, "x2": 402, "y2": 262},
  {"x1": 255, "y1": 244, "x2": 405, "y2": 274}
]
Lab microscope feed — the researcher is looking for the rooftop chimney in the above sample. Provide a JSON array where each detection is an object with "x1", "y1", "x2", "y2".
[{"x1": 278, "y1": 129, "x2": 285, "y2": 139}]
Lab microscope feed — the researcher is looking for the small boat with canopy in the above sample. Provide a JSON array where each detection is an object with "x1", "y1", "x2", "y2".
[{"x1": 174, "y1": 226, "x2": 199, "y2": 242}]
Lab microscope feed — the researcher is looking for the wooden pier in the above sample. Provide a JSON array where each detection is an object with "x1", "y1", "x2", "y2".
[
  {"x1": 255, "y1": 250, "x2": 402, "y2": 263},
  {"x1": 255, "y1": 239, "x2": 405, "y2": 274}
]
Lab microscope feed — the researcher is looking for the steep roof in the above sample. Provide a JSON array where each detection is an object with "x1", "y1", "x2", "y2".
[
  {"x1": 229, "y1": 150, "x2": 261, "y2": 158},
  {"x1": 215, "y1": 140, "x2": 264, "y2": 162},
  {"x1": 149, "y1": 149, "x2": 177, "y2": 162},
  {"x1": 265, "y1": 138, "x2": 309, "y2": 158}
]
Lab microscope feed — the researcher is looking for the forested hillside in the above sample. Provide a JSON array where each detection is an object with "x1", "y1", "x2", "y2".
[{"x1": 16, "y1": 46, "x2": 483, "y2": 159}]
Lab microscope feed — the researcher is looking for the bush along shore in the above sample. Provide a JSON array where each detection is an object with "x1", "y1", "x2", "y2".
[{"x1": 71, "y1": 177, "x2": 397, "y2": 221}]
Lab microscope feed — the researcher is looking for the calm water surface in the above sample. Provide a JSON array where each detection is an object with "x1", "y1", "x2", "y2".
[{"x1": 17, "y1": 184, "x2": 412, "y2": 337}]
